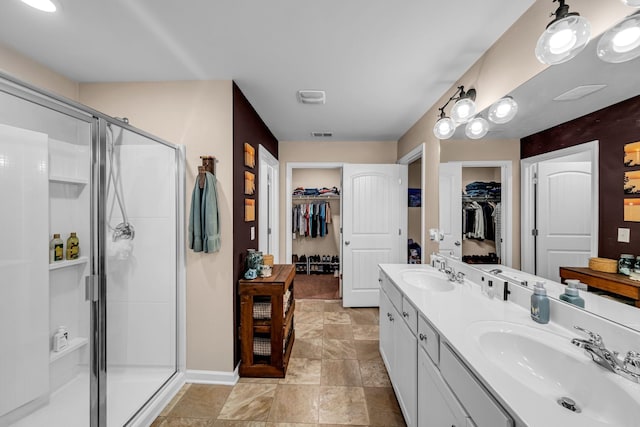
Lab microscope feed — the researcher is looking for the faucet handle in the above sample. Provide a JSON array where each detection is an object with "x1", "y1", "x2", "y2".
[
  {"x1": 624, "y1": 351, "x2": 640, "y2": 375},
  {"x1": 573, "y1": 326, "x2": 604, "y2": 347}
]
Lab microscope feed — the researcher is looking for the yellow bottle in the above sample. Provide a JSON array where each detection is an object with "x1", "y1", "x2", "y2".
[
  {"x1": 66, "y1": 232, "x2": 79, "y2": 260},
  {"x1": 50, "y1": 234, "x2": 63, "y2": 262}
]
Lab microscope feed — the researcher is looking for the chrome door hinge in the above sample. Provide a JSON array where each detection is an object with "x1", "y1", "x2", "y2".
[
  {"x1": 85, "y1": 275, "x2": 99, "y2": 302},
  {"x1": 399, "y1": 228, "x2": 402, "y2": 236},
  {"x1": 532, "y1": 229, "x2": 539, "y2": 236}
]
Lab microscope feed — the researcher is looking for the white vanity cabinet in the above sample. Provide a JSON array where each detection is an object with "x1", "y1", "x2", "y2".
[{"x1": 379, "y1": 272, "x2": 418, "y2": 427}]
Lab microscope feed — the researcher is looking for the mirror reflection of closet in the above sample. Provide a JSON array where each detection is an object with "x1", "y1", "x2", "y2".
[
  {"x1": 407, "y1": 158, "x2": 422, "y2": 264},
  {"x1": 462, "y1": 167, "x2": 501, "y2": 264}
]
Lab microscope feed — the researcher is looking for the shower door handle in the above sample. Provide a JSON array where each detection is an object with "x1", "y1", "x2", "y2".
[{"x1": 85, "y1": 275, "x2": 100, "y2": 302}]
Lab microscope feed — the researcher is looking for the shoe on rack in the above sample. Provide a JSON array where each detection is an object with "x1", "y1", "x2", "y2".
[{"x1": 300, "y1": 255, "x2": 306, "y2": 262}]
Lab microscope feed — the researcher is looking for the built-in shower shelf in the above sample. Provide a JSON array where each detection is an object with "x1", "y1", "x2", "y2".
[
  {"x1": 49, "y1": 175, "x2": 88, "y2": 185},
  {"x1": 49, "y1": 256, "x2": 88, "y2": 271},
  {"x1": 49, "y1": 337, "x2": 88, "y2": 363}
]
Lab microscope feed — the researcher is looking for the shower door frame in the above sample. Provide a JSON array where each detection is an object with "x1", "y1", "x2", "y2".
[{"x1": 0, "y1": 71, "x2": 186, "y2": 427}]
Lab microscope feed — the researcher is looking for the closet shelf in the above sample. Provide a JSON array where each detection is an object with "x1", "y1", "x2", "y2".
[
  {"x1": 49, "y1": 175, "x2": 89, "y2": 185},
  {"x1": 49, "y1": 337, "x2": 88, "y2": 363},
  {"x1": 49, "y1": 256, "x2": 88, "y2": 271},
  {"x1": 292, "y1": 195, "x2": 340, "y2": 200}
]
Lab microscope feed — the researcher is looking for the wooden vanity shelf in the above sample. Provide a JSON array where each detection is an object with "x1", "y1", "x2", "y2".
[
  {"x1": 559, "y1": 266, "x2": 640, "y2": 307},
  {"x1": 239, "y1": 264, "x2": 295, "y2": 377}
]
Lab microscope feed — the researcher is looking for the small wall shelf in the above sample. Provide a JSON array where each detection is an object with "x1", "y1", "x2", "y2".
[
  {"x1": 49, "y1": 256, "x2": 88, "y2": 271},
  {"x1": 49, "y1": 175, "x2": 89, "y2": 185},
  {"x1": 49, "y1": 337, "x2": 88, "y2": 363}
]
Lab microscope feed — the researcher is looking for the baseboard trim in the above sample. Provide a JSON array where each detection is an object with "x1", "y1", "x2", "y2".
[{"x1": 186, "y1": 365, "x2": 239, "y2": 385}]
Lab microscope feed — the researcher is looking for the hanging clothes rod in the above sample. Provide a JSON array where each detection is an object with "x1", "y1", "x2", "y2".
[{"x1": 198, "y1": 155, "x2": 217, "y2": 189}]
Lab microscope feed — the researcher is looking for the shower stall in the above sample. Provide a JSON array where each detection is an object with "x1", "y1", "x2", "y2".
[{"x1": 0, "y1": 73, "x2": 185, "y2": 427}]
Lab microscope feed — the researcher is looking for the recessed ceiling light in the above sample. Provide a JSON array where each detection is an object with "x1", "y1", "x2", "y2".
[
  {"x1": 553, "y1": 84, "x2": 607, "y2": 101},
  {"x1": 20, "y1": 0, "x2": 57, "y2": 12},
  {"x1": 297, "y1": 90, "x2": 326, "y2": 105}
]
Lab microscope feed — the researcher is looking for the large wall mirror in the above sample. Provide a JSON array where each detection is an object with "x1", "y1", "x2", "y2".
[{"x1": 440, "y1": 25, "x2": 640, "y2": 332}]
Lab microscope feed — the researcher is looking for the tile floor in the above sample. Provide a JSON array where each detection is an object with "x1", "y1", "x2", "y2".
[{"x1": 152, "y1": 299, "x2": 406, "y2": 427}]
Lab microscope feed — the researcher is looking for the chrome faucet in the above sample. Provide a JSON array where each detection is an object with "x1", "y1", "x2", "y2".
[
  {"x1": 571, "y1": 326, "x2": 640, "y2": 383},
  {"x1": 443, "y1": 266, "x2": 456, "y2": 282}
]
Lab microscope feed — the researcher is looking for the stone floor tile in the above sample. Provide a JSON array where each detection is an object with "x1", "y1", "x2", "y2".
[
  {"x1": 167, "y1": 384, "x2": 233, "y2": 419},
  {"x1": 296, "y1": 311, "x2": 324, "y2": 325},
  {"x1": 291, "y1": 338, "x2": 323, "y2": 359},
  {"x1": 323, "y1": 301, "x2": 347, "y2": 312},
  {"x1": 349, "y1": 308, "x2": 379, "y2": 325},
  {"x1": 321, "y1": 359, "x2": 362, "y2": 386},
  {"x1": 323, "y1": 324, "x2": 354, "y2": 340},
  {"x1": 322, "y1": 339, "x2": 357, "y2": 360},
  {"x1": 359, "y1": 359, "x2": 391, "y2": 387},
  {"x1": 351, "y1": 324, "x2": 379, "y2": 340},
  {"x1": 268, "y1": 385, "x2": 320, "y2": 424},
  {"x1": 363, "y1": 387, "x2": 406, "y2": 427},
  {"x1": 213, "y1": 420, "x2": 267, "y2": 426},
  {"x1": 296, "y1": 300, "x2": 325, "y2": 312},
  {"x1": 152, "y1": 417, "x2": 214, "y2": 426},
  {"x1": 318, "y1": 386, "x2": 369, "y2": 425},
  {"x1": 280, "y1": 358, "x2": 322, "y2": 385},
  {"x1": 354, "y1": 340, "x2": 382, "y2": 361},
  {"x1": 323, "y1": 312, "x2": 351, "y2": 324},
  {"x1": 160, "y1": 384, "x2": 192, "y2": 416},
  {"x1": 218, "y1": 383, "x2": 277, "y2": 421},
  {"x1": 295, "y1": 323, "x2": 323, "y2": 340}
]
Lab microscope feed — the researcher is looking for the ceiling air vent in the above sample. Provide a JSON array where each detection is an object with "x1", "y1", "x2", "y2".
[
  {"x1": 553, "y1": 84, "x2": 607, "y2": 101},
  {"x1": 311, "y1": 131, "x2": 333, "y2": 137},
  {"x1": 297, "y1": 90, "x2": 326, "y2": 105}
]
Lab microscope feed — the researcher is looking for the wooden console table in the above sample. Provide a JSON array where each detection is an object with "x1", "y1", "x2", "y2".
[
  {"x1": 559, "y1": 267, "x2": 640, "y2": 307},
  {"x1": 238, "y1": 264, "x2": 295, "y2": 377}
]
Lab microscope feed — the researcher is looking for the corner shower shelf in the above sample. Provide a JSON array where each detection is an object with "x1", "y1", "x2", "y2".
[
  {"x1": 49, "y1": 256, "x2": 88, "y2": 271},
  {"x1": 49, "y1": 337, "x2": 89, "y2": 363},
  {"x1": 49, "y1": 175, "x2": 88, "y2": 185}
]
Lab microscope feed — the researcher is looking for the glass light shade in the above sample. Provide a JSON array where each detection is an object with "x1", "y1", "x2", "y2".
[
  {"x1": 597, "y1": 14, "x2": 640, "y2": 63},
  {"x1": 488, "y1": 97, "x2": 518, "y2": 124},
  {"x1": 621, "y1": 0, "x2": 640, "y2": 7},
  {"x1": 450, "y1": 98, "x2": 476, "y2": 124},
  {"x1": 20, "y1": 0, "x2": 56, "y2": 12},
  {"x1": 433, "y1": 117, "x2": 456, "y2": 140},
  {"x1": 465, "y1": 117, "x2": 489, "y2": 139},
  {"x1": 535, "y1": 15, "x2": 591, "y2": 64}
]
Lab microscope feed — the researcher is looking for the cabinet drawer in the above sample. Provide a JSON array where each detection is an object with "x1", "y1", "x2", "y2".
[
  {"x1": 401, "y1": 296, "x2": 417, "y2": 335},
  {"x1": 379, "y1": 271, "x2": 402, "y2": 311},
  {"x1": 418, "y1": 315, "x2": 439, "y2": 364},
  {"x1": 440, "y1": 343, "x2": 513, "y2": 427}
]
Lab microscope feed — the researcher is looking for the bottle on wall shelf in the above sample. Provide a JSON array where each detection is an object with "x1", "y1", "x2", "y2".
[
  {"x1": 531, "y1": 281, "x2": 550, "y2": 324},
  {"x1": 560, "y1": 281, "x2": 585, "y2": 308},
  {"x1": 49, "y1": 233, "x2": 64, "y2": 263},
  {"x1": 66, "y1": 232, "x2": 80, "y2": 260},
  {"x1": 52, "y1": 326, "x2": 69, "y2": 352}
]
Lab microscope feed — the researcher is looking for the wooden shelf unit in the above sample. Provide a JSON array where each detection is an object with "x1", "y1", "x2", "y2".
[
  {"x1": 559, "y1": 266, "x2": 640, "y2": 307},
  {"x1": 239, "y1": 264, "x2": 295, "y2": 377}
]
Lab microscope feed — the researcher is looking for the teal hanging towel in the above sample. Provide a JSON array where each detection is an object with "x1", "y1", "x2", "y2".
[{"x1": 188, "y1": 171, "x2": 220, "y2": 253}]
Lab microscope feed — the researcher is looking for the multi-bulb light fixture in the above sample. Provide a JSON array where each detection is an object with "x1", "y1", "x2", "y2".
[
  {"x1": 432, "y1": 86, "x2": 518, "y2": 140},
  {"x1": 536, "y1": 0, "x2": 640, "y2": 65}
]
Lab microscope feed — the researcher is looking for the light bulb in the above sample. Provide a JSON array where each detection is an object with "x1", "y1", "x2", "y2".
[
  {"x1": 433, "y1": 117, "x2": 456, "y2": 140},
  {"x1": 450, "y1": 98, "x2": 476, "y2": 124},
  {"x1": 621, "y1": 0, "x2": 640, "y2": 7},
  {"x1": 488, "y1": 97, "x2": 518, "y2": 124},
  {"x1": 536, "y1": 15, "x2": 591, "y2": 65},
  {"x1": 597, "y1": 14, "x2": 640, "y2": 63},
  {"x1": 465, "y1": 117, "x2": 489, "y2": 140},
  {"x1": 20, "y1": 0, "x2": 56, "y2": 12}
]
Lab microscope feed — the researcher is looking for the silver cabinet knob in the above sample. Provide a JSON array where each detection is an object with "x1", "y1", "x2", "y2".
[
  {"x1": 402, "y1": 311, "x2": 409, "y2": 318},
  {"x1": 419, "y1": 333, "x2": 427, "y2": 341}
]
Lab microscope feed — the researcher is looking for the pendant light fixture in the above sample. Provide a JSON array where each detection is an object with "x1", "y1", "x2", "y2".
[
  {"x1": 597, "y1": 12, "x2": 640, "y2": 63},
  {"x1": 432, "y1": 86, "x2": 477, "y2": 140},
  {"x1": 536, "y1": 0, "x2": 591, "y2": 65},
  {"x1": 488, "y1": 96, "x2": 518, "y2": 124},
  {"x1": 465, "y1": 117, "x2": 489, "y2": 140},
  {"x1": 621, "y1": 0, "x2": 640, "y2": 7},
  {"x1": 20, "y1": 0, "x2": 57, "y2": 12}
]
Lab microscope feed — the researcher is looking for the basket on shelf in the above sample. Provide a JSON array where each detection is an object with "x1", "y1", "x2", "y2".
[{"x1": 588, "y1": 257, "x2": 617, "y2": 273}]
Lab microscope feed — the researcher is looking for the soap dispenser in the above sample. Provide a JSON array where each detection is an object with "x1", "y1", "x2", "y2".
[
  {"x1": 531, "y1": 281, "x2": 550, "y2": 324},
  {"x1": 560, "y1": 281, "x2": 585, "y2": 308}
]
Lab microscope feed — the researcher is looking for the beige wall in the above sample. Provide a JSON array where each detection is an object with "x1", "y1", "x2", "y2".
[
  {"x1": 79, "y1": 81, "x2": 236, "y2": 373},
  {"x1": 0, "y1": 43, "x2": 78, "y2": 100},
  {"x1": 278, "y1": 140, "x2": 397, "y2": 261},
  {"x1": 398, "y1": 0, "x2": 630, "y2": 263}
]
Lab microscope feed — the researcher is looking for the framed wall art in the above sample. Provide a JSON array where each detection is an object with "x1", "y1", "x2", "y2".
[
  {"x1": 244, "y1": 142, "x2": 255, "y2": 168},
  {"x1": 624, "y1": 141, "x2": 640, "y2": 167},
  {"x1": 244, "y1": 171, "x2": 255, "y2": 195}
]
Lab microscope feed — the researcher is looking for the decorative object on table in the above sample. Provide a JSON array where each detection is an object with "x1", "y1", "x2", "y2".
[
  {"x1": 260, "y1": 265, "x2": 273, "y2": 278},
  {"x1": 244, "y1": 171, "x2": 255, "y2": 195},
  {"x1": 244, "y1": 142, "x2": 255, "y2": 168},
  {"x1": 244, "y1": 249, "x2": 263, "y2": 279},
  {"x1": 619, "y1": 254, "x2": 635, "y2": 276},
  {"x1": 245, "y1": 199, "x2": 255, "y2": 221},
  {"x1": 588, "y1": 257, "x2": 617, "y2": 273},
  {"x1": 188, "y1": 156, "x2": 220, "y2": 253},
  {"x1": 263, "y1": 254, "x2": 274, "y2": 266}
]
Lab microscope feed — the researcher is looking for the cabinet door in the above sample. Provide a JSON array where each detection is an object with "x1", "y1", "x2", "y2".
[
  {"x1": 418, "y1": 346, "x2": 468, "y2": 427},
  {"x1": 379, "y1": 289, "x2": 395, "y2": 378},
  {"x1": 395, "y1": 311, "x2": 418, "y2": 427}
]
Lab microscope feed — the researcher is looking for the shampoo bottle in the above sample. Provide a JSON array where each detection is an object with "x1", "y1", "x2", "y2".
[
  {"x1": 560, "y1": 281, "x2": 585, "y2": 308},
  {"x1": 66, "y1": 232, "x2": 80, "y2": 260},
  {"x1": 50, "y1": 234, "x2": 64, "y2": 263},
  {"x1": 531, "y1": 281, "x2": 550, "y2": 324},
  {"x1": 53, "y1": 326, "x2": 69, "y2": 352}
]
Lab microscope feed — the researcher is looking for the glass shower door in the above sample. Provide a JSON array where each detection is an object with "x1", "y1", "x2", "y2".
[{"x1": 101, "y1": 121, "x2": 179, "y2": 426}]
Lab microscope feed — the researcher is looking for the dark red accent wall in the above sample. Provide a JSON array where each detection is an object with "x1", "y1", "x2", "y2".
[
  {"x1": 521, "y1": 94, "x2": 640, "y2": 259},
  {"x1": 232, "y1": 82, "x2": 278, "y2": 364}
]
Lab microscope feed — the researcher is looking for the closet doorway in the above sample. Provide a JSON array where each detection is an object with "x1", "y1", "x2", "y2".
[
  {"x1": 287, "y1": 163, "x2": 343, "y2": 300},
  {"x1": 398, "y1": 143, "x2": 426, "y2": 264}
]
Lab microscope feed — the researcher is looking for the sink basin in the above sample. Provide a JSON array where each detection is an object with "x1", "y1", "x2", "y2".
[
  {"x1": 468, "y1": 321, "x2": 640, "y2": 426},
  {"x1": 401, "y1": 271, "x2": 454, "y2": 292}
]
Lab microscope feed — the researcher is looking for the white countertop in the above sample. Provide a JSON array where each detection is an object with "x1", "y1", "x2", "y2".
[{"x1": 379, "y1": 263, "x2": 640, "y2": 427}]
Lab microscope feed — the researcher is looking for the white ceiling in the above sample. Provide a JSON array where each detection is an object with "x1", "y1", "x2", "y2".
[{"x1": 0, "y1": 0, "x2": 536, "y2": 141}]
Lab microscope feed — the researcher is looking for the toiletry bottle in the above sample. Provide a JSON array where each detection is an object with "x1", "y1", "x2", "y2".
[
  {"x1": 66, "y1": 232, "x2": 80, "y2": 260},
  {"x1": 50, "y1": 234, "x2": 64, "y2": 262},
  {"x1": 53, "y1": 326, "x2": 69, "y2": 352},
  {"x1": 531, "y1": 281, "x2": 550, "y2": 324},
  {"x1": 560, "y1": 282, "x2": 585, "y2": 308}
]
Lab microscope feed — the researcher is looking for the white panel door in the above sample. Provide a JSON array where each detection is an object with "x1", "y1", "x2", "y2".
[
  {"x1": 258, "y1": 145, "x2": 279, "y2": 262},
  {"x1": 342, "y1": 164, "x2": 407, "y2": 307},
  {"x1": 536, "y1": 162, "x2": 592, "y2": 282},
  {"x1": 438, "y1": 163, "x2": 462, "y2": 258}
]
